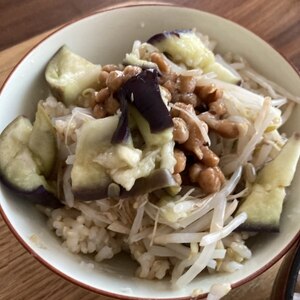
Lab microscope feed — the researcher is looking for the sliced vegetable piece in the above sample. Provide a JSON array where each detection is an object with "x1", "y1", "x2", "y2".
[
  {"x1": 28, "y1": 102, "x2": 57, "y2": 177},
  {"x1": 121, "y1": 69, "x2": 172, "y2": 132},
  {"x1": 203, "y1": 62, "x2": 241, "y2": 84},
  {"x1": 147, "y1": 30, "x2": 240, "y2": 84},
  {"x1": 3, "y1": 146, "x2": 55, "y2": 194},
  {"x1": 112, "y1": 69, "x2": 173, "y2": 144},
  {"x1": 0, "y1": 117, "x2": 60, "y2": 208},
  {"x1": 123, "y1": 40, "x2": 158, "y2": 70},
  {"x1": 115, "y1": 144, "x2": 142, "y2": 168},
  {"x1": 123, "y1": 53, "x2": 158, "y2": 70},
  {"x1": 129, "y1": 105, "x2": 173, "y2": 146},
  {"x1": 121, "y1": 169, "x2": 178, "y2": 198},
  {"x1": 93, "y1": 143, "x2": 142, "y2": 170},
  {"x1": 0, "y1": 116, "x2": 32, "y2": 171},
  {"x1": 147, "y1": 30, "x2": 214, "y2": 69},
  {"x1": 111, "y1": 92, "x2": 130, "y2": 144},
  {"x1": 257, "y1": 133, "x2": 300, "y2": 187},
  {"x1": 107, "y1": 148, "x2": 159, "y2": 191},
  {"x1": 45, "y1": 45, "x2": 101, "y2": 106},
  {"x1": 236, "y1": 133, "x2": 300, "y2": 231},
  {"x1": 236, "y1": 184, "x2": 285, "y2": 232},
  {"x1": 71, "y1": 116, "x2": 119, "y2": 200}
]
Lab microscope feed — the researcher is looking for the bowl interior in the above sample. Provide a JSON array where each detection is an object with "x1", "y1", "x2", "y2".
[{"x1": 0, "y1": 5, "x2": 300, "y2": 299}]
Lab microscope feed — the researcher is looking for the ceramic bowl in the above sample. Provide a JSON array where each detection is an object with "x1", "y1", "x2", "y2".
[{"x1": 0, "y1": 5, "x2": 299, "y2": 299}]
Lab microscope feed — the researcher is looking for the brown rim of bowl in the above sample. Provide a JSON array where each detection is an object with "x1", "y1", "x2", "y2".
[{"x1": 0, "y1": 3, "x2": 300, "y2": 300}]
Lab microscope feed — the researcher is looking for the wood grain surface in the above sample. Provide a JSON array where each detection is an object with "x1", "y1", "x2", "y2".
[
  {"x1": 0, "y1": 0, "x2": 299, "y2": 70},
  {"x1": 0, "y1": 1, "x2": 299, "y2": 300}
]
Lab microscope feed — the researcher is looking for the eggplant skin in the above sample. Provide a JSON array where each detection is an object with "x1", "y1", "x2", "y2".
[
  {"x1": 112, "y1": 69, "x2": 173, "y2": 144},
  {"x1": 71, "y1": 116, "x2": 117, "y2": 200},
  {"x1": 237, "y1": 222, "x2": 279, "y2": 233},
  {"x1": 0, "y1": 116, "x2": 61, "y2": 208},
  {"x1": 235, "y1": 133, "x2": 300, "y2": 233},
  {"x1": 147, "y1": 30, "x2": 241, "y2": 84},
  {"x1": 73, "y1": 169, "x2": 178, "y2": 201},
  {"x1": 23, "y1": 186, "x2": 63, "y2": 208},
  {"x1": 0, "y1": 175, "x2": 62, "y2": 208},
  {"x1": 147, "y1": 29, "x2": 191, "y2": 44},
  {"x1": 28, "y1": 103, "x2": 58, "y2": 178},
  {"x1": 72, "y1": 187, "x2": 109, "y2": 201},
  {"x1": 120, "y1": 169, "x2": 178, "y2": 198},
  {"x1": 45, "y1": 46, "x2": 101, "y2": 107}
]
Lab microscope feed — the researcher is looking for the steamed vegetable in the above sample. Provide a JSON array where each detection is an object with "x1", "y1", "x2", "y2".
[
  {"x1": 123, "y1": 52, "x2": 158, "y2": 70},
  {"x1": 45, "y1": 46, "x2": 101, "y2": 106},
  {"x1": 236, "y1": 133, "x2": 300, "y2": 231},
  {"x1": 0, "y1": 117, "x2": 32, "y2": 174},
  {"x1": 103, "y1": 148, "x2": 158, "y2": 191},
  {"x1": 112, "y1": 69, "x2": 173, "y2": 144},
  {"x1": 28, "y1": 103, "x2": 57, "y2": 177},
  {"x1": 0, "y1": 116, "x2": 60, "y2": 207},
  {"x1": 121, "y1": 169, "x2": 177, "y2": 197},
  {"x1": 129, "y1": 106, "x2": 173, "y2": 147},
  {"x1": 128, "y1": 106, "x2": 176, "y2": 177},
  {"x1": 124, "y1": 69, "x2": 172, "y2": 132},
  {"x1": 148, "y1": 30, "x2": 214, "y2": 69},
  {"x1": 95, "y1": 134, "x2": 176, "y2": 192},
  {"x1": 74, "y1": 70, "x2": 176, "y2": 198},
  {"x1": 147, "y1": 30, "x2": 240, "y2": 84},
  {"x1": 110, "y1": 69, "x2": 176, "y2": 192},
  {"x1": 111, "y1": 90, "x2": 130, "y2": 144},
  {"x1": 203, "y1": 62, "x2": 241, "y2": 84},
  {"x1": 71, "y1": 116, "x2": 118, "y2": 200},
  {"x1": 123, "y1": 40, "x2": 159, "y2": 70},
  {"x1": 73, "y1": 114, "x2": 177, "y2": 197}
]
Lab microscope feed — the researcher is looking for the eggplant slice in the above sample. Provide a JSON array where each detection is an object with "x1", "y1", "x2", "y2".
[
  {"x1": 0, "y1": 115, "x2": 60, "y2": 208},
  {"x1": 71, "y1": 116, "x2": 119, "y2": 200},
  {"x1": 236, "y1": 133, "x2": 300, "y2": 232},
  {"x1": 121, "y1": 168, "x2": 177, "y2": 198},
  {"x1": 45, "y1": 46, "x2": 101, "y2": 106},
  {"x1": 112, "y1": 69, "x2": 173, "y2": 144},
  {"x1": 147, "y1": 30, "x2": 241, "y2": 84},
  {"x1": 28, "y1": 103, "x2": 57, "y2": 177}
]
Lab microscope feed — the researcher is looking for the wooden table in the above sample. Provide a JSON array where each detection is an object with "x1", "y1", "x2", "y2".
[{"x1": 0, "y1": 1, "x2": 299, "y2": 299}]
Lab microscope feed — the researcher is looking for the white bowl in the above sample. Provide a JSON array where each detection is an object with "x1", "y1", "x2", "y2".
[{"x1": 0, "y1": 5, "x2": 299, "y2": 299}]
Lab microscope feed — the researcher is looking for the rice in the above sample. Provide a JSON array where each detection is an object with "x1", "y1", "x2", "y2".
[{"x1": 46, "y1": 198, "x2": 250, "y2": 281}]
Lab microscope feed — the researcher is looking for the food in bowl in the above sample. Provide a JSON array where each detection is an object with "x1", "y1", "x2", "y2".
[{"x1": 0, "y1": 28, "x2": 299, "y2": 296}]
